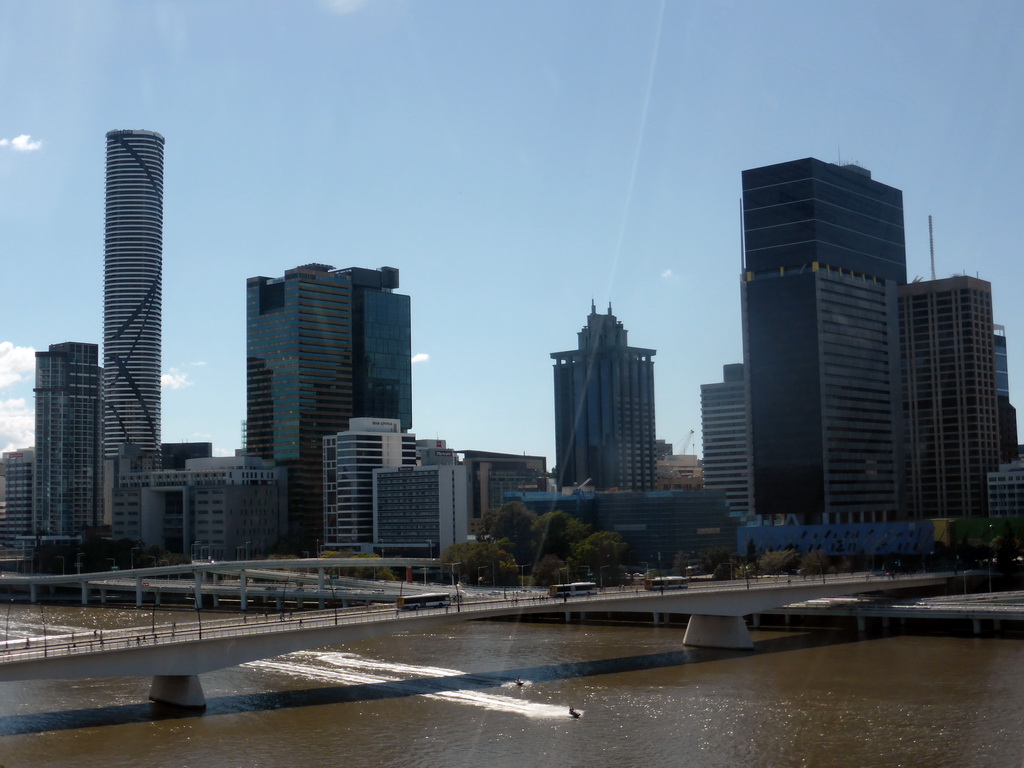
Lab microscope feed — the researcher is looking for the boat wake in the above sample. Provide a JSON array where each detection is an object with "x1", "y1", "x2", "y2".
[{"x1": 248, "y1": 652, "x2": 568, "y2": 718}]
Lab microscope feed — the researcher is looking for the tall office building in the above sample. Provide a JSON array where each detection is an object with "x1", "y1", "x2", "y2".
[
  {"x1": 994, "y1": 325, "x2": 1019, "y2": 463},
  {"x1": 247, "y1": 264, "x2": 411, "y2": 545},
  {"x1": 34, "y1": 343, "x2": 103, "y2": 537},
  {"x1": 323, "y1": 417, "x2": 417, "y2": 549},
  {"x1": 700, "y1": 363, "x2": 752, "y2": 523},
  {"x1": 103, "y1": 129, "x2": 164, "y2": 459},
  {"x1": 374, "y1": 464, "x2": 468, "y2": 555},
  {"x1": 899, "y1": 276, "x2": 1000, "y2": 517},
  {"x1": 742, "y1": 158, "x2": 906, "y2": 525},
  {"x1": 2, "y1": 449, "x2": 34, "y2": 543},
  {"x1": 551, "y1": 303, "x2": 656, "y2": 492}
]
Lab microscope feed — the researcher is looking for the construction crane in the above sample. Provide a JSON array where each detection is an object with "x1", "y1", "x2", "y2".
[{"x1": 678, "y1": 429, "x2": 695, "y2": 455}]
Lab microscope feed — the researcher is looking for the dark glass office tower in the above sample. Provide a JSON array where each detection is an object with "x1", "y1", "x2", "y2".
[
  {"x1": 103, "y1": 129, "x2": 164, "y2": 458},
  {"x1": 742, "y1": 158, "x2": 906, "y2": 525},
  {"x1": 551, "y1": 304, "x2": 656, "y2": 492},
  {"x1": 246, "y1": 264, "x2": 411, "y2": 546},
  {"x1": 994, "y1": 325, "x2": 1019, "y2": 463},
  {"x1": 34, "y1": 342, "x2": 103, "y2": 536}
]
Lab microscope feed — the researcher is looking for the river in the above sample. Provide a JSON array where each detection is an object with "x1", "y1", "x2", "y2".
[{"x1": 0, "y1": 604, "x2": 1021, "y2": 767}]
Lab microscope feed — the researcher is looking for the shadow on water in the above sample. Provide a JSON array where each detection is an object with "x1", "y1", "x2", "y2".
[{"x1": 0, "y1": 628, "x2": 863, "y2": 736}]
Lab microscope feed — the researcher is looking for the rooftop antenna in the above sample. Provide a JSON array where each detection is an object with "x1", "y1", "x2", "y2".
[{"x1": 928, "y1": 215, "x2": 936, "y2": 280}]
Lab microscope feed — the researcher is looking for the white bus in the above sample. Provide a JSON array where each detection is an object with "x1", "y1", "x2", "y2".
[
  {"x1": 397, "y1": 593, "x2": 452, "y2": 610},
  {"x1": 644, "y1": 576, "x2": 688, "y2": 591},
  {"x1": 548, "y1": 582, "x2": 598, "y2": 598}
]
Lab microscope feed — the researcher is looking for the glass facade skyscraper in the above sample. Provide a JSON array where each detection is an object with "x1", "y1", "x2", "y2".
[
  {"x1": 103, "y1": 129, "x2": 164, "y2": 458},
  {"x1": 551, "y1": 304, "x2": 656, "y2": 492},
  {"x1": 742, "y1": 158, "x2": 906, "y2": 525},
  {"x1": 34, "y1": 342, "x2": 103, "y2": 536},
  {"x1": 247, "y1": 264, "x2": 411, "y2": 546},
  {"x1": 700, "y1": 363, "x2": 753, "y2": 523}
]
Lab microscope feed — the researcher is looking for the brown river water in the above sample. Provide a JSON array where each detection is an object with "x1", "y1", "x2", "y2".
[{"x1": 0, "y1": 604, "x2": 1021, "y2": 768}]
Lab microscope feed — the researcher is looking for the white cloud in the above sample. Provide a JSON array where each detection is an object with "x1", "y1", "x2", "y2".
[
  {"x1": 661, "y1": 269, "x2": 673, "y2": 279},
  {"x1": 412, "y1": 353, "x2": 430, "y2": 364},
  {"x1": 161, "y1": 368, "x2": 194, "y2": 390},
  {"x1": 0, "y1": 342, "x2": 36, "y2": 389},
  {"x1": 0, "y1": 398, "x2": 34, "y2": 455},
  {"x1": 189, "y1": 361, "x2": 207, "y2": 367},
  {"x1": 320, "y1": 0, "x2": 366, "y2": 14},
  {"x1": 0, "y1": 134, "x2": 43, "y2": 152}
]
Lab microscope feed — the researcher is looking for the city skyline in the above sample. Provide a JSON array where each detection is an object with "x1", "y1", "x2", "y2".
[{"x1": 2, "y1": 1, "x2": 1023, "y2": 467}]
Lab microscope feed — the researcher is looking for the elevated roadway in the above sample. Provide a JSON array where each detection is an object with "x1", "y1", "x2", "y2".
[{"x1": 0, "y1": 572, "x2": 949, "y2": 708}]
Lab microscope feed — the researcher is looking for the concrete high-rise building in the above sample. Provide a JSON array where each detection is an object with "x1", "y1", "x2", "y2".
[
  {"x1": 3, "y1": 449, "x2": 34, "y2": 543},
  {"x1": 374, "y1": 464, "x2": 468, "y2": 555},
  {"x1": 551, "y1": 303, "x2": 656, "y2": 492},
  {"x1": 103, "y1": 129, "x2": 164, "y2": 459},
  {"x1": 323, "y1": 418, "x2": 417, "y2": 550},
  {"x1": 899, "y1": 276, "x2": 1000, "y2": 517},
  {"x1": 247, "y1": 265, "x2": 411, "y2": 545},
  {"x1": 742, "y1": 158, "x2": 906, "y2": 525},
  {"x1": 460, "y1": 450, "x2": 547, "y2": 534},
  {"x1": 111, "y1": 456, "x2": 286, "y2": 558},
  {"x1": 700, "y1": 363, "x2": 752, "y2": 523},
  {"x1": 34, "y1": 342, "x2": 103, "y2": 537}
]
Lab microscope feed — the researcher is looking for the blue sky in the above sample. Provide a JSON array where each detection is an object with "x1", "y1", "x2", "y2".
[{"x1": 2, "y1": 0, "x2": 1023, "y2": 464}]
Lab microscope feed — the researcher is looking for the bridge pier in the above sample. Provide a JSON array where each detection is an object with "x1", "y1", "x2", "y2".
[
  {"x1": 240, "y1": 573, "x2": 248, "y2": 612},
  {"x1": 149, "y1": 675, "x2": 206, "y2": 710},
  {"x1": 81, "y1": 582, "x2": 89, "y2": 606},
  {"x1": 683, "y1": 615, "x2": 753, "y2": 650},
  {"x1": 135, "y1": 577, "x2": 143, "y2": 608},
  {"x1": 29, "y1": 584, "x2": 37, "y2": 604}
]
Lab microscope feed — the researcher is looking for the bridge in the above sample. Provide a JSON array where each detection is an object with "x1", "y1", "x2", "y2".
[
  {"x1": 0, "y1": 572, "x2": 948, "y2": 709},
  {"x1": 0, "y1": 557, "x2": 439, "y2": 609}
]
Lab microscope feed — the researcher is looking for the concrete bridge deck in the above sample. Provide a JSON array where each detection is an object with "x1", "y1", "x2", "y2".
[{"x1": 0, "y1": 572, "x2": 950, "y2": 709}]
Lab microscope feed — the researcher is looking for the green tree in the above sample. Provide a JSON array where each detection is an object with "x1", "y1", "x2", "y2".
[
  {"x1": 800, "y1": 549, "x2": 830, "y2": 578},
  {"x1": 479, "y1": 502, "x2": 537, "y2": 563},
  {"x1": 531, "y1": 511, "x2": 591, "y2": 562},
  {"x1": 758, "y1": 548, "x2": 800, "y2": 575},
  {"x1": 568, "y1": 531, "x2": 629, "y2": 587},
  {"x1": 532, "y1": 554, "x2": 567, "y2": 587},
  {"x1": 700, "y1": 547, "x2": 734, "y2": 577},
  {"x1": 993, "y1": 520, "x2": 1020, "y2": 577},
  {"x1": 441, "y1": 541, "x2": 518, "y2": 586}
]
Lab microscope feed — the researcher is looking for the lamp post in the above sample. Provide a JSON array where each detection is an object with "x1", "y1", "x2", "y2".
[
  {"x1": 599, "y1": 565, "x2": 609, "y2": 590},
  {"x1": 988, "y1": 525, "x2": 994, "y2": 593},
  {"x1": 106, "y1": 558, "x2": 117, "y2": 571},
  {"x1": 450, "y1": 562, "x2": 461, "y2": 613},
  {"x1": 519, "y1": 563, "x2": 530, "y2": 591},
  {"x1": 478, "y1": 565, "x2": 487, "y2": 585},
  {"x1": 75, "y1": 552, "x2": 85, "y2": 575}
]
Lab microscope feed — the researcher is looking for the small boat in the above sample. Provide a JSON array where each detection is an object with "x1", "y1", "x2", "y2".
[
  {"x1": 568, "y1": 707, "x2": 581, "y2": 719},
  {"x1": 514, "y1": 678, "x2": 524, "y2": 687}
]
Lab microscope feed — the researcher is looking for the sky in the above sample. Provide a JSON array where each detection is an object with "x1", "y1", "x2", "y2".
[{"x1": 2, "y1": 0, "x2": 1023, "y2": 465}]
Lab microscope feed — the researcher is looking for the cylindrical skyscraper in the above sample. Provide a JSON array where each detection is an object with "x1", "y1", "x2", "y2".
[{"x1": 103, "y1": 129, "x2": 164, "y2": 458}]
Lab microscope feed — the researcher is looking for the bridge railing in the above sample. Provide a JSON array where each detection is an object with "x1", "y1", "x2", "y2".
[{"x1": 0, "y1": 571, "x2": 952, "y2": 665}]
